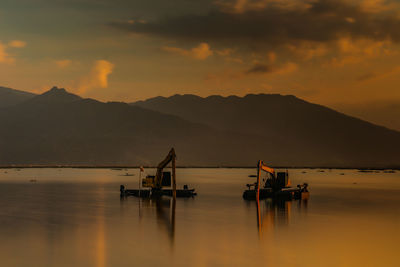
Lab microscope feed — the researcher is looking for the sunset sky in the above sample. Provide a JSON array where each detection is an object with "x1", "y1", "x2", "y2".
[{"x1": 1, "y1": 0, "x2": 400, "y2": 116}]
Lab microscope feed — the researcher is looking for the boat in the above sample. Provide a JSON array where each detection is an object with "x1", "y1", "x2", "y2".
[
  {"x1": 243, "y1": 160, "x2": 309, "y2": 201},
  {"x1": 120, "y1": 148, "x2": 197, "y2": 198}
]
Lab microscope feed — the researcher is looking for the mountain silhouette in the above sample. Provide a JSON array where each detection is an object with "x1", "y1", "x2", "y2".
[
  {"x1": 0, "y1": 87, "x2": 399, "y2": 167},
  {"x1": 336, "y1": 101, "x2": 400, "y2": 132},
  {"x1": 0, "y1": 87, "x2": 243, "y2": 166},
  {"x1": 0, "y1": 86, "x2": 36, "y2": 108},
  {"x1": 134, "y1": 94, "x2": 400, "y2": 167}
]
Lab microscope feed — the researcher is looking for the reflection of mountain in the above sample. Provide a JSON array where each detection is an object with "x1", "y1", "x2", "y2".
[{"x1": 1, "y1": 87, "x2": 400, "y2": 167}]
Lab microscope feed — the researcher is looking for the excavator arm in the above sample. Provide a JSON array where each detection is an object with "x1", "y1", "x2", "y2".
[
  {"x1": 260, "y1": 163, "x2": 275, "y2": 177},
  {"x1": 154, "y1": 148, "x2": 176, "y2": 192},
  {"x1": 256, "y1": 160, "x2": 275, "y2": 200}
]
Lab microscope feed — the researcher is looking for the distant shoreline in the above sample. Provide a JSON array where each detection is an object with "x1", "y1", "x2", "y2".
[{"x1": 0, "y1": 165, "x2": 399, "y2": 170}]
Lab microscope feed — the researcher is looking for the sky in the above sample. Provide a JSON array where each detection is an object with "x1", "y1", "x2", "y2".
[{"x1": 1, "y1": 0, "x2": 400, "y2": 128}]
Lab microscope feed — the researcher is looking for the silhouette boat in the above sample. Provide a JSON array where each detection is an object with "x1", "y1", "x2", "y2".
[
  {"x1": 120, "y1": 148, "x2": 197, "y2": 198},
  {"x1": 243, "y1": 161, "x2": 309, "y2": 201}
]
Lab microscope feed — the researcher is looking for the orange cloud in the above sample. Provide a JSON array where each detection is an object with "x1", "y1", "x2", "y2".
[
  {"x1": 216, "y1": 0, "x2": 313, "y2": 13},
  {"x1": 55, "y1": 59, "x2": 73, "y2": 68},
  {"x1": 8, "y1": 40, "x2": 27, "y2": 48},
  {"x1": 329, "y1": 37, "x2": 394, "y2": 67},
  {"x1": 360, "y1": 0, "x2": 399, "y2": 13},
  {"x1": 0, "y1": 40, "x2": 26, "y2": 64},
  {"x1": 287, "y1": 42, "x2": 328, "y2": 60},
  {"x1": 268, "y1": 52, "x2": 277, "y2": 63},
  {"x1": 216, "y1": 48, "x2": 234, "y2": 56},
  {"x1": 162, "y1": 43, "x2": 213, "y2": 60},
  {"x1": 77, "y1": 60, "x2": 115, "y2": 94},
  {"x1": 0, "y1": 42, "x2": 14, "y2": 64},
  {"x1": 274, "y1": 62, "x2": 298, "y2": 74}
]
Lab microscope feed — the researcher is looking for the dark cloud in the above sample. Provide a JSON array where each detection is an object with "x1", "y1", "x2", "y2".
[
  {"x1": 246, "y1": 63, "x2": 273, "y2": 74},
  {"x1": 110, "y1": 0, "x2": 400, "y2": 46},
  {"x1": 357, "y1": 72, "x2": 376, "y2": 81}
]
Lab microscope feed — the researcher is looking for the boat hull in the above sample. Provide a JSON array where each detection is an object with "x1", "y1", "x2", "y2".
[
  {"x1": 122, "y1": 188, "x2": 196, "y2": 198},
  {"x1": 243, "y1": 188, "x2": 307, "y2": 200}
]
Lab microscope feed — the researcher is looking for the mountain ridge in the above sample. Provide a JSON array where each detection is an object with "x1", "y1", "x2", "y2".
[
  {"x1": 0, "y1": 87, "x2": 399, "y2": 167},
  {"x1": 133, "y1": 93, "x2": 400, "y2": 167},
  {"x1": 0, "y1": 87, "x2": 247, "y2": 166},
  {"x1": 0, "y1": 86, "x2": 37, "y2": 108}
]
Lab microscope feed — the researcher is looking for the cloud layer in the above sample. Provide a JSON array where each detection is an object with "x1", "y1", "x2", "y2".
[
  {"x1": 111, "y1": 0, "x2": 400, "y2": 46},
  {"x1": 0, "y1": 40, "x2": 26, "y2": 64},
  {"x1": 162, "y1": 43, "x2": 213, "y2": 60}
]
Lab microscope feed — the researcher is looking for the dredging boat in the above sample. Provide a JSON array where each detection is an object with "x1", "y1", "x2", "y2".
[
  {"x1": 120, "y1": 148, "x2": 197, "y2": 198},
  {"x1": 243, "y1": 160, "x2": 309, "y2": 201}
]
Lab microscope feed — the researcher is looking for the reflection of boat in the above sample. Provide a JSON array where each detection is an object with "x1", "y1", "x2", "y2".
[
  {"x1": 120, "y1": 195, "x2": 176, "y2": 243},
  {"x1": 384, "y1": 170, "x2": 396, "y2": 173},
  {"x1": 243, "y1": 161, "x2": 309, "y2": 201},
  {"x1": 255, "y1": 197, "x2": 309, "y2": 236},
  {"x1": 119, "y1": 173, "x2": 134, "y2": 176},
  {"x1": 154, "y1": 197, "x2": 175, "y2": 243},
  {"x1": 358, "y1": 169, "x2": 374, "y2": 173}
]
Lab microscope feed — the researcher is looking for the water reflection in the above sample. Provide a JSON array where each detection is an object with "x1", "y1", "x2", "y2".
[
  {"x1": 96, "y1": 188, "x2": 106, "y2": 267},
  {"x1": 1, "y1": 169, "x2": 399, "y2": 267},
  {"x1": 121, "y1": 196, "x2": 176, "y2": 244},
  {"x1": 255, "y1": 198, "x2": 308, "y2": 237}
]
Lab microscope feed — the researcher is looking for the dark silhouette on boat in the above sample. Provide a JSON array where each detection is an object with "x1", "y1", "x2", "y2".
[
  {"x1": 120, "y1": 148, "x2": 196, "y2": 198},
  {"x1": 243, "y1": 161, "x2": 309, "y2": 201}
]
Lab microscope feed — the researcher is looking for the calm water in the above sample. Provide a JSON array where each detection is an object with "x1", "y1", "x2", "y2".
[{"x1": 0, "y1": 168, "x2": 399, "y2": 267}]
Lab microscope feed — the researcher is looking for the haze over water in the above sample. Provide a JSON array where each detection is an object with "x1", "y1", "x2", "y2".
[{"x1": 0, "y1": 168, "x2": 399, "y2": 267}]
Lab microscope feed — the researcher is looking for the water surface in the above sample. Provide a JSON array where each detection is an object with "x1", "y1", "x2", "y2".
[{"x1": 0, "y1": 168, "x2": 399, "y2": 267}]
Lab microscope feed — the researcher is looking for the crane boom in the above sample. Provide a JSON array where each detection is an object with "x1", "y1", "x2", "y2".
[
  {"x1": 154, "y1": 148, "x2": 176, "y2": 196},
  {"x1": 260, "y1": 163, "x2": 275, "y2": 176},
  {"x1": 256, "y1": 160, "x2": 275, "y2": 200}
]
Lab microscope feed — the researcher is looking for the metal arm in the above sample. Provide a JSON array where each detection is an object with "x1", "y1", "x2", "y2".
[
  {"x1": 256, "y1": 160, "x2": 275, "y2": 201},
  {"x1": 260, "y1": 163, "x2": 275, "y2": 176},
  {"x1": 154, "y1": 148, "x2": 176, "y2": 194}
]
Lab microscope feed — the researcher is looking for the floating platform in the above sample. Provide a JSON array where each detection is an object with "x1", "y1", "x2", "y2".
[{"x1": 121, "y1": 187, "x2": 197, "y2": 198}]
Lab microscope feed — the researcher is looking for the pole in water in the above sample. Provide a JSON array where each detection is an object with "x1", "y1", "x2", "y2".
[
  {"x1": 139, "y1": 166, "x2": 143, "y2": 197},
  {"x1": 172, "y1": 153, "x2": 176, "y2": 199},
  {"x1": 256, "y1": 160, "x2": 261, "y2": 202},
  {"x1": 256, "y1": 197, "x2": 262, "y2": 238}
]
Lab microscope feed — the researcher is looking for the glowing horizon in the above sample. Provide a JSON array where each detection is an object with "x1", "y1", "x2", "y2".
[{"x1": 1, "y1": 0, "x2": 399, "y2": 129}]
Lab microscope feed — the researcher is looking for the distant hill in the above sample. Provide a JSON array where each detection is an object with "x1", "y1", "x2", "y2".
[
  {"x1": 0, "y1": 87, "x2": 246, "y2": 166},
  {"x1": 134, "y1": 94, "x2": 400, "y2": 168},
  {"x1": 0, "y1": 87, "x2": 36, "y2": 108},
  {"x1": 334, "y1": 101, "x2": 400, "y2": 132},
  {"x1": 0, "y1": 87, "x2": 399, "y2": 167}
]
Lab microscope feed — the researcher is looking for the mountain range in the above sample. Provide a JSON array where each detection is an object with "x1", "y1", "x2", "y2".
[
  {"x1": 0, "y1": 86, "x2": 36, "y2": 108},
  {"x1": 0, "y1": 86, "x2": 399, "y2": 168}
]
